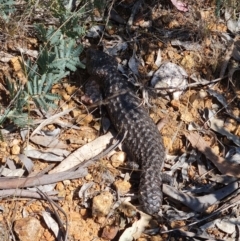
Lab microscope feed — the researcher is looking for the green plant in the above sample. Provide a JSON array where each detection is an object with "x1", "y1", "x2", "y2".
[
  {"x1": 215, "y1": 0, "x2": 240, "y2": 17},
  {"x1": 0, "y1": 0, "x2": 86, "y2": 128},
  {"x1": 0, "y1": 0, "x2": 16, "y2": 23}
]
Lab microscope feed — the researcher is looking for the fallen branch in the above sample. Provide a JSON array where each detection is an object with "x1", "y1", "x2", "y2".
[{"x1": 0, "y1": 168, "x2": 88, "y2": 189}]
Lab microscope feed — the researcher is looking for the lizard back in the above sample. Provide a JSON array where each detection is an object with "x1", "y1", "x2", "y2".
[{"x1": 86, "y1": 49, "x2": 166, "y2": 215}]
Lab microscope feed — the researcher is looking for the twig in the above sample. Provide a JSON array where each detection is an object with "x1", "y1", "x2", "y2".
[
  {"x1": 37, "y1": 188, "x2": 68, "y2": 241},
  {"x1": 151, "y1": 76, "x2": 225, "y2": 92},
  {"x1": 219, "y1": 35, "x2": 238, "y2": 78},
  {"x1": 0, "y1": 131, "x2": 126, "y2": 190},
  {"x1": 6, "y1": 220, "x2": 16, "y2": 241},
  {"x1": 34, "y1": 163, "x2": 57, "y2": 177},
  {"x1": 98, "y1": 0, "x2": 116, "y2": 44},
  {"x1": 188, "y1": 76, "x2": 226, "y2": 87},
  {"x1": 161, "y1": 195, "x2": 240, "y2": 236},
  {"x1": 0, "y1": 189, "x2": 61, "y2": 200},
  {"x1": 127, "y1": 0, "x2": 143, "y2": 31},
  {"x1": 0, "y1": 168, "x2": 88, "y2": 189}
]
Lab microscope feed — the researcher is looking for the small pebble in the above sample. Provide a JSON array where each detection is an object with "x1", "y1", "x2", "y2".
[
  {"x1": 111, "y1": 151, "x2": 126, "y2": 167},
  {"x1": 14, "y1": 217, "x2": 43, "y2": 241},
  {"x1": 11, "y1": 145, "x2": 20, "y2": 155},
  {"x1": 114, "y1": 179, "x2": 131, "y2": 195},
  {"x1": 92, "y1": 191, "x2": 113, "y2": 218}
]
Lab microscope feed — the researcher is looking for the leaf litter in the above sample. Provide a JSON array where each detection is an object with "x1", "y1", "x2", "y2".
[{"x1": 1, "y1": 0, "x2": 240, "y2": 241}]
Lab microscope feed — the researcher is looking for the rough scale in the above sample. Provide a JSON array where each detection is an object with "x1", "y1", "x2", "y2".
[{"x1": 86, "y1": 49, "x2": 166, "y2": 215}]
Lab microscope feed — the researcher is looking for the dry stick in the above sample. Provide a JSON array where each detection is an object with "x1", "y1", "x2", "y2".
[
  {"x1": 37, "y1": 188, "x2": 68, "y2": 241},
  {"x1": 219, "y1": 36, "x2": 239, "y2": 78},
  {"x1": 171, "y1": 229, "x2": 224, "y2": 241},
  {"x1": 188, "y1": 76, "x2": 225, "y2": 87},
  {"x1": 6, "y1": 220, "x2": 16, "y2": 241},
  {"x1": 0, "y1": 168, "x2": 88, "y2": 189},
  {"x1": 85, "y1": 73, "x2": 222, "y2": 112},
  {"x1": 86, "y1": 70, "x2": 224, "y2": 111},
  {"x1": 161, "y1": 193, "x2": 240, "y2": 235},
  {"x1": 151, "y1": 76, "x2": 225, "y2": 92},
  {"x1": 98, "y1": 0, "x2": 116, "y2": 44},
  {"x1": 0, "y1": 131, "x2": 126, "y2": 189},
  {"x1": 127, "y1": 0, "x2": 143, "y2": 31},
  {"x1": 0, "y1": 189, "x2": 61, "y2": 200},
  {"x1": 34, "y1": 163, "x2": 56, "y2": 177}
]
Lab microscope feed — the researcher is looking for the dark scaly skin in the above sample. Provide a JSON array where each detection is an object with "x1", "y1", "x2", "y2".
[{"x1": 86, "y1": 49, "x2": 166, "y2": 215}]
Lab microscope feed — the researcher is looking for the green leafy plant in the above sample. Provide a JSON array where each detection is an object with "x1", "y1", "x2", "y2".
[
  {"x1": 215, "y1": 0, "x2": 240, "y2": 17},
  {"x1": 0, "y1": 0, "x2": 16, "y2": 23},
  {"x1": 0, "y1": 0, "x2": 86, "y2": 128},
  {"x1": 0, "y1": 78, "x2": 29, "y2": 128}
]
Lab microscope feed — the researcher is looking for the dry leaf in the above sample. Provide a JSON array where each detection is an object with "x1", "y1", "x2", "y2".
[
  {"x1": 185, "y1": 131, "x2": 240, "y2": 177},
  {"x1": 101, "y1": 226, "x2": 119, "y2": 240},
  {"x1": 10, "y1": 56, "x2": 27, "y2": 84},
  {"x1": 0, "y1": 51, "x2": 13, "y2": 62},
  {"x1": 30, "y1": 135, "x2": 67, "y2": 149},
  {"x1": 49, "y1": 132, "x2": 114, "y2": 173},
  {"x1": 119, "y1": 211, "x2": 151, "y2": 241},
  {"x1": 163, "y1": 181, "x2": 238, "y2": 213},
  {"x1": 42, "y1": 212, "x2": 59, "y2": 238}
]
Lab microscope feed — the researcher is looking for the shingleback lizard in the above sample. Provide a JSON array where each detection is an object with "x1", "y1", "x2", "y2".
[{"x1": 86, "y1": 49, "x2": 166, "y2": 215}]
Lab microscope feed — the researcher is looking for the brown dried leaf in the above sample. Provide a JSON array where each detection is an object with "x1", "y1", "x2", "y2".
[
  {"x1": 101, "y1": 225, "x2": 119, "y2": 240},
  {"x1": 185, "y1": 131, "x2": 240, "y2": 177},
  {"x1": 119, "y1": 211, "x2": 151, "y2": 241},
  {"x1": 10, "y1": 56, "x2": 27, "y2": 84},
  {"x1": 170, "y1": 220, "x2": 186, "y2": 229}
]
